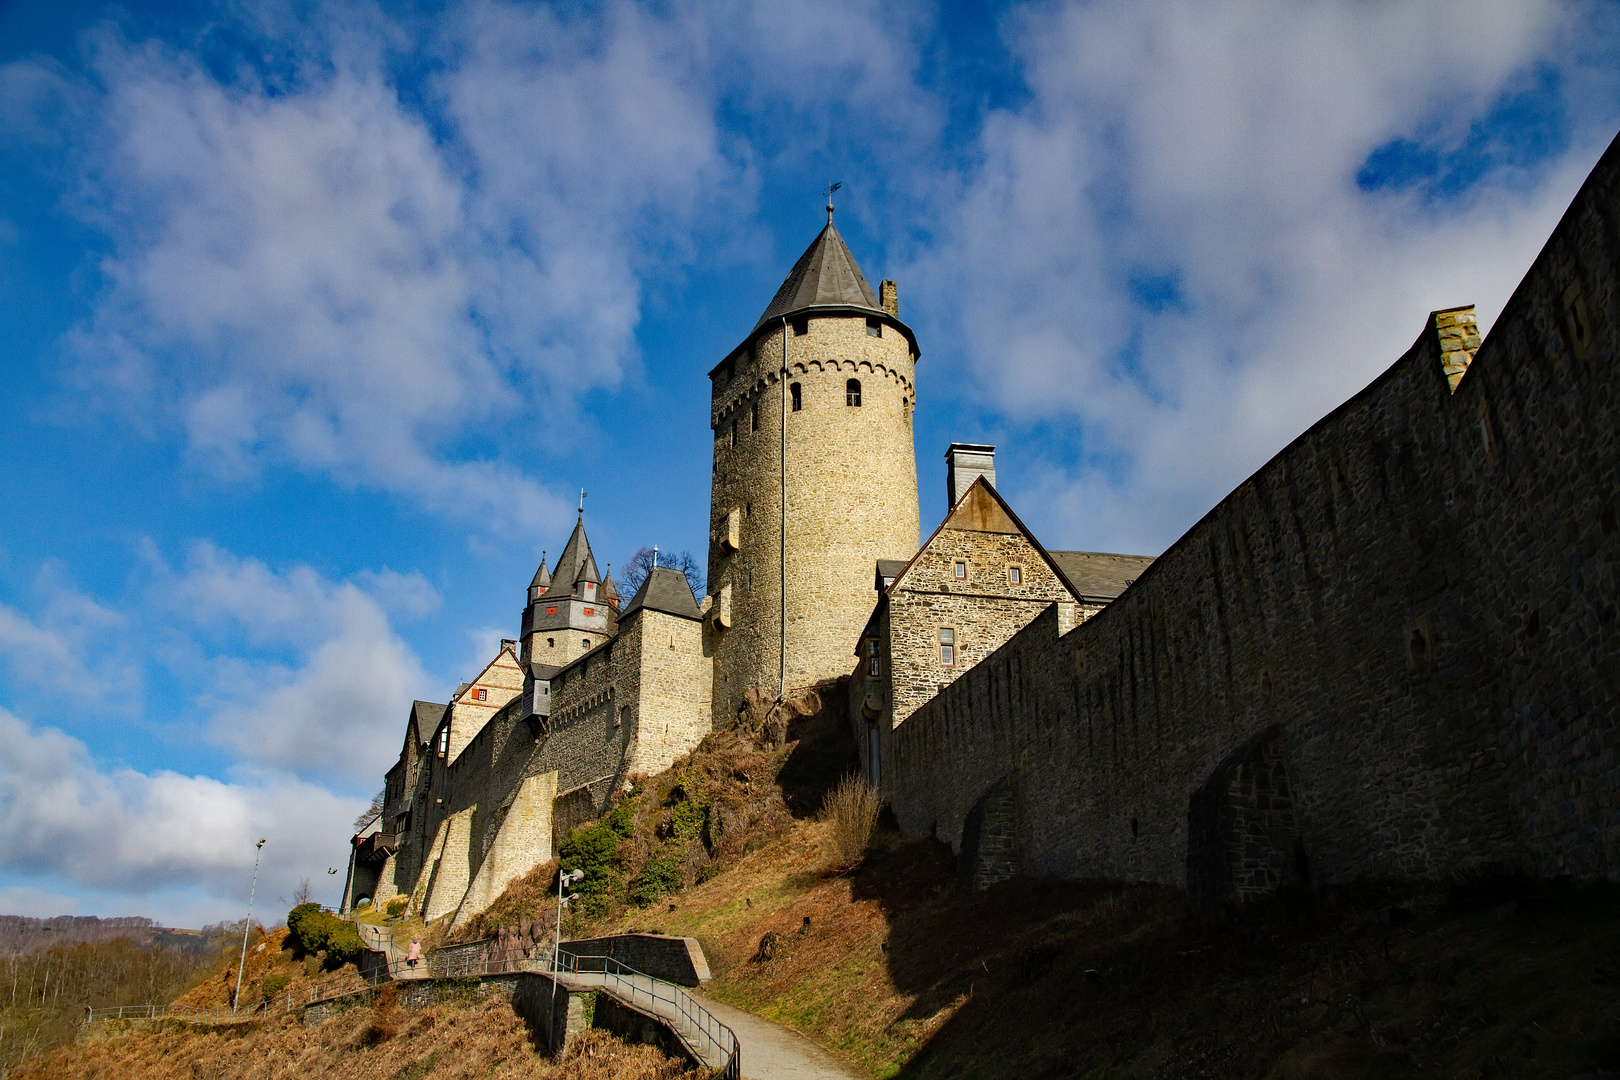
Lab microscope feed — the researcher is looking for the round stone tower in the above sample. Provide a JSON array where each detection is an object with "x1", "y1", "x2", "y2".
[{"x1": 706, "y1": 211, "x2": 920, "y2": 722}]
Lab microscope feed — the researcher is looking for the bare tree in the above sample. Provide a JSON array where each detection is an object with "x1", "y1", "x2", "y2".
[
  {"x1": 292, "y1": 878, "x2": 313, "y2": 906},
  {"x1": 353, "y1": 789, "x2": 385, "y2": 830},
  {"x1": 620, "y1": 546, "x2": 705, "y2": 600}
]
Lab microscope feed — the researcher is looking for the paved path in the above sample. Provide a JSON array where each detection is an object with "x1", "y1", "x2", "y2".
[{"x1": 688, "y1": 991, "x2": 867, "y2": 1080}]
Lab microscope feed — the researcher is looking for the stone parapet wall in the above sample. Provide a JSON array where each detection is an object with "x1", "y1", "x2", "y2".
[{"x1": 886, "y1": 131, "x2": 1620, "y2": 899}]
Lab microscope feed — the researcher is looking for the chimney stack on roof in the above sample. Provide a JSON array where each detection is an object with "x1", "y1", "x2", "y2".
[{"x1": 945, "y1": 443, "x2": 996, "y2": 510}]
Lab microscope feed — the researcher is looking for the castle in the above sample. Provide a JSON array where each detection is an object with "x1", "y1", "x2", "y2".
[{"x1": 345, "y1": 133, "x2": 1620, "y2": 924}]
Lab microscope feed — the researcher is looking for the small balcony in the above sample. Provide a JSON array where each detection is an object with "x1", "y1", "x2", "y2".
[{"x1": 356, "y1": 832, "x2": 399, "y2": 864}]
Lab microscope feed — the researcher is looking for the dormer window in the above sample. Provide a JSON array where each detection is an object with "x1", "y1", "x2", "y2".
[{"x1": 866, "y1": 317, "x2": 882, "y2": 337}]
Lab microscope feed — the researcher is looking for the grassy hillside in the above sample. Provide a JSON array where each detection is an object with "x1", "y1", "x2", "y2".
[{"x1": 15, "y1": 992, "x2": 691, "y2": 1080}]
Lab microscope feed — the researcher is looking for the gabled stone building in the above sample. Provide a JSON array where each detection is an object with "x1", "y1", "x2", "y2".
[{"x1": 848, "y1": 451, "x2": 1152, "y2": 788}]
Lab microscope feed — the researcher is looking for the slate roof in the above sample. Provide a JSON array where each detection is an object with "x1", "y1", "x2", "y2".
[
  {"x1": 529, "y1": 555, "x2": 551, "y2": 592},
  {"x1": 552, "y1": 518, "x2": 601, "y2": 594},
  {"x1": 620, "y1": 566, "x2": 703, "y2": 621},
  {"x1": 1048, "y1": 551, "x2": 1157, "y2": 600},
  {"x1": 409, "y1": 700, "x2": 447, "y2": 747},
  {"x1": 528, "y1": 662, "x2": 564, "y2": 681},
  {"x1": 754, "y1": 222, "x2": 883, "y2": 330}
]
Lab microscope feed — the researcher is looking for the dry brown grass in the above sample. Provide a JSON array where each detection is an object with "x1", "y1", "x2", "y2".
[
  {"x1": 19, "y1": 993, "x2": 697, "y2": 1080},
  {"x1": 820, "y1": 774, "x2": 880, "y2": 871}
]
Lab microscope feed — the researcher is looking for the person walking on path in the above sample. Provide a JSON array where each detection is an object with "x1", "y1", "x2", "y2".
[{"x1": 406, "y1": 940, "x2": 421, "y2": 971}]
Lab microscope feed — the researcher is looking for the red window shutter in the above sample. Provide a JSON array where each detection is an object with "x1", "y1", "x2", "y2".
[
  {"x1": 583, "y1": 607, "x2": 594, "y2": 616},
  {"x1": 546, "y1": 606, "x2": 558, "y2": 615}
]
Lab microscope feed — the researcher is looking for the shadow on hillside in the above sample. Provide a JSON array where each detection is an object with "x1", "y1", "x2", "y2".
[
  {"x1": 850, "y1": 857, "x2": 1620, "y2": 1080},
  {"x1": 773, "y1": 692, "x2": 860, "y2": 819}
]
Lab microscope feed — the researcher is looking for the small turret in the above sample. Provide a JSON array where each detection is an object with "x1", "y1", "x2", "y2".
[{"x1": 527, "y1": 552, "x2": 550, "y2": 605}]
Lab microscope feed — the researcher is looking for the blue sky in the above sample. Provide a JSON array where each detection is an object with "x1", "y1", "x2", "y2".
[{"x1": 2, "y1": 0, "x2": 1618, "y2": 926}]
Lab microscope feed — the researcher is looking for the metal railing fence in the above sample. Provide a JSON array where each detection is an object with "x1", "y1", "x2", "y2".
[{"x1": 84, "y1": 942, "x2": 740, "y2": 1077}]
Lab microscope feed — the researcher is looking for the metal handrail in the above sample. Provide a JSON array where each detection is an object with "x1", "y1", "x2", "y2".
[{"x1": 547, "y1": 951, "x2": 739, "y2": 1078}]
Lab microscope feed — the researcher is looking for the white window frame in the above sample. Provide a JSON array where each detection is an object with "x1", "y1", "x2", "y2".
[
  {"x1": 953, "y1": 560, "x2": 967, "y2": 580},
  {"x1": 939, "y1": 627, "x2": 956, "y2": 667},
  {"x1": 1008, "y1": 565, "x2": 1022, "y2": 585}
]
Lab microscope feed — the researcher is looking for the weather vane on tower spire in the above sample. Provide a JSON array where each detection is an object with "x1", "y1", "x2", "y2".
[{"x1": 825, "y1": 181, "x2": 841, "y2": 224}]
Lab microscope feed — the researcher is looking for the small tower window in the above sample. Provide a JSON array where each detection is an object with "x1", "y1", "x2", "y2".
[
  {"x1": 792, "y1": 317, "x2": 808, "y2": 336},
  {"x1": 751, "y1": 402, "x2": 759, "y2": 431},
  {"x1": 582, "y1": 638, "x2": 590, "y2": 650},
  {"x1": 846, "y1": 379, "x2": 862, "y2": 407},
  {"x1": 790, "y1": 383, "x2": 802, "y2": 412},
  {"x1": 547, "y1": 638, "x2": 554, "y2": 648},
  {"x1": 1008, "y1": 566, "x2": 1022, "y2": 585},
  {"x1": 953, "y1": 560, "x2": 967, "y2": 579},
  {"x1": 939, "y1": 628, "x2": 955, "y2": 666},
  {"x1": 867, "y1": 639, "x2": 880, "y2": 677},
  {"x1": 866, "y1": 317, "x2": 882, "y2": 337},
  {"x1": 730, "y1": 420, "x2": 737, "y2": 447}
]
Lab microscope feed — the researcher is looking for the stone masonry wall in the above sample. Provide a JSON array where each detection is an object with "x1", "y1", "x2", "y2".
[
  {"x1": 708, "y1": 314, "x2": 921, "y2": 724},
  {"x1": 885, "y1": 132, "x2": 1620, "y2": 898},
  {"x1": 623, "y1": 608, "x2": 714, "y2": 778}
]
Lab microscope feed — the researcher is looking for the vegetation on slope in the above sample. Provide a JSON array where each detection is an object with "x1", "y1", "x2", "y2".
[
  {"x1": 449, "y1": 685, "x2": 856, "y2": 948},
  {"x1": 0, "y1": 936, "x2": 224, "y2": 1074},
  {"x1": 15, "y1": 990, "x2": 694, "y2": 1080}
]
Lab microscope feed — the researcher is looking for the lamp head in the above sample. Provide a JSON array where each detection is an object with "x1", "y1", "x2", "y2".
[{"x1": 256, "y1": 839, "x2": 266, "y2": 848}]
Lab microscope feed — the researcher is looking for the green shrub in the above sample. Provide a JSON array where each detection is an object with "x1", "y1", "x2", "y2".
[
  {"x1": 261, "y1": 973, "x2": 290, "y2": 1001},
  {"x1": 628, "y1": 850, "x2": 683, "y2": 907},
  {"x1": 384, "y1": 897, "x2": 408, "y2": 917},
  {"x1": 558, "y1": 795, "x2": 639, "y2": 916},
  {"x1": 285, "y1": 903, "x2": 362, "y2": 967}
]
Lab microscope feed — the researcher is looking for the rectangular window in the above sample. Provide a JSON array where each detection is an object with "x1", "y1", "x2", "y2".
[
  {"x1": 953, "y1": 561, "x2": 966, "y2": 579},
  {"x1": 939, "y1": 628, "x2": 955, "y2": 666},
  {"x1": 730, "y1": 420, "x2": 737, "y2": 447},
  {"x1": 867, "y1": 639, "x2": 879, "y2": 676},
  {"x1": 790, "y1": 383, "x2": 801, "y2": 411},
  {"x1": 751, "y1": 402, "x2": 759, "y2": 431},
  {"x1": 474, "y1": 687, "x2": 487, "y2": 701},
  {"x1": 792, "y1": 317, "x2": 808, "y2": 336},
  {"x1": 866, "y1": 316, "x2": 882, "y2": 337},
  {"x1": 1008, "y1": 566, "x2": 1022, "y2": 585}
]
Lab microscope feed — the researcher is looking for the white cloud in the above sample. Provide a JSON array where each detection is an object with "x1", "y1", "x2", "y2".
[
  {"x1": 0, "y1": 707, "x2": 357, "y2": 919},
  {"x1": 0, "y1": 564, "x2": 140, "y2": 711},
  {"x1": 150, "y1": 542, "x2": 434, "y2": 782},
  {"x1": 915, "y1": 0, "x2": 1618, "y2": 552}
]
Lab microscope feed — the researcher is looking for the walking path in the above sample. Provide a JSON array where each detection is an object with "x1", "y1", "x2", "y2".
[{"x1": 687, "y1": 991, "x2": 866, "y2": 1080}]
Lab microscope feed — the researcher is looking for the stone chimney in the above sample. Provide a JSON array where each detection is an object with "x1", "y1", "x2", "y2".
[
  {"x1": 880, "y1": 280, "x2": 899, "y2": 317},
  {"x1": 945, "y1": 443, "x2": 996, "y2": 510},
  {"x1": 1433, "y1": 305, "x2": 1481, "y2": 393}
]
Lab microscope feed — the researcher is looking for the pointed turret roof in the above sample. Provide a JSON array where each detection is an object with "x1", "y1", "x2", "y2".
[
  {"x1": 529, "y1": 552, "x2": 550, "y2": 592},
  {"x1": 552, "y1": 517, "x2": 602, "y2": 597},
  {"x1": 754, "y1": 221, "x2": 882, "y2": 330},
  {"x1": 601, "y1": 569, "x2": 619, "y2": 604}
]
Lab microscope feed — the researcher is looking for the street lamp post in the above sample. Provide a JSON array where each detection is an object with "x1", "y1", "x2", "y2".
[
  {"x1": 232, "y1": 838, "x2": 266, "y2": 1017},
  {"x1": 551, "y1": 868, "x2": 584, "y2": 1018}
]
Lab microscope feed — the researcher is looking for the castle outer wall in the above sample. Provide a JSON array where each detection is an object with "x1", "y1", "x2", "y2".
[
  {"x1": 886, "y1": 130, "x2": 1620, "y2": 896},
  {"x1": 708, "y1": 314, "x2": 920, "y2": 720}
]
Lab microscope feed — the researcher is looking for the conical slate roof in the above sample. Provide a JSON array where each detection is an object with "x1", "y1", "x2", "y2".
[
  {"x1": 553, "y1": 519, "x2": 600, "y2": 596},
  {"x1": 529, "y1": 552, "x2": 550, "y2": 592},
  {"x1": 754, "y1": 221, "x2": 882, "y2": 330}
]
